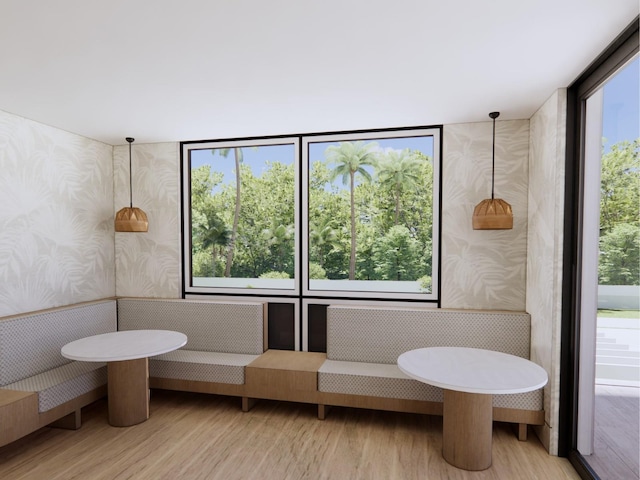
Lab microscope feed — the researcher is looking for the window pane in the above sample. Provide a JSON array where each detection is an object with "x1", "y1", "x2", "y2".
[
  {"x1": 306, "y1": 132, "x2": 437, "y2": 296},
  {"x1": 188, "y1": 142, "x2": 297, "y2": 291}
]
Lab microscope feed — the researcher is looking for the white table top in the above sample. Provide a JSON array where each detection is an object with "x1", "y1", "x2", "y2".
[
  {"x1": 397, "y1": 347, "x2": 548, "y2": 395},
  {"x1": 61, "y1": 330, "x2": 187, "y2": 362}
]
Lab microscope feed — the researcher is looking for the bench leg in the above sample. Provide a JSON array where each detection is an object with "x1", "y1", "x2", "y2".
[
  {"x1": 242, "y1": 397, "x2": 257, "y2": 412},
  {"x1": 516, "y1": 423, "x2": 528, "y2": 441},
  {"x1": 318, "y1": 404, "x2": 331, "y2": 420},
  {"x1": 48, "y1": 410, "x2": 81, "y2": 430}
]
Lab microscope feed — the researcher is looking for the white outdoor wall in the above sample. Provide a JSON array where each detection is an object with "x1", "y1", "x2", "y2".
[
  {"x1": 441, "y1": 119, "x2": 530, "y2": 310},
  {"x1": 0, "y1": 109, "x2": 115, "y2": 316},
  {"x1": 114, "y1": 142, "x2": 181, "y2": 298},
  {"x1": 527, "y1": 89, "x2": 567, "y2": 454}
]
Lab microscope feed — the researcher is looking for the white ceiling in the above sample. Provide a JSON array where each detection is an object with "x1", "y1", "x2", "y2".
[{"x1": 0, "y1": 1, "x2": 637, "y2": 146}]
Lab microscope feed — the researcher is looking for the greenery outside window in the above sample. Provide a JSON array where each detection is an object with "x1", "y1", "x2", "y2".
[
  {"x1": 182, "y1": 138, "x2": 300, "y2": 295},
  {"x1": 302, "y1": 128, "x2": 440, "y2": 300},
  {"x1": 182, "y1": 127, "x2": 440, "y2": 301}
]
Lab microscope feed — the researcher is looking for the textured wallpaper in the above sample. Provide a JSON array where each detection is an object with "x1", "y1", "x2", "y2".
[
  {"x1": 114, "y1": 142, "x2": 181, "y2": 298},
  {"x1": 441, "y1": 120, "x2": 530, "y2": 310},
  {"x1": 527, "y1": 89, "x2": 567, "y2": 454},
  {"x1": 0, "y1": 110, "x2": 115, "y2": 316}
]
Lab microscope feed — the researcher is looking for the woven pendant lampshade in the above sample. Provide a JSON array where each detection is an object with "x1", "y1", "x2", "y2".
[
  {"x1": 472, "y1": 112, "x2": 513, "y2": 230},
  {"x1": 115, "y1": 137, "x2": 149, "y2": 232}
]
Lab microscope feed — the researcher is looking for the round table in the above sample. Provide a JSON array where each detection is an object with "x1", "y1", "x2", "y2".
[
  {"x1": 397, "y1": 346, "x2": 548, "y2": 470},
  {"x1": 62, "y1": 330, "x2": 187, "y2": 427}
]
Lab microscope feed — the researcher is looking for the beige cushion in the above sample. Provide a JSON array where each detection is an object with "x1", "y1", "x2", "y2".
[
  {"x1": 150, "y1": 350, "x2": 260, "y2": 385},
  {"x1": 2, "y1": 362, "x2": 107, "y2": 412}
]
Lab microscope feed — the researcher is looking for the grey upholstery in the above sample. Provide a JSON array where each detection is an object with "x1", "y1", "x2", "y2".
[{"x1": 319, "y1": 306, "x2": 543, "y2": 411}]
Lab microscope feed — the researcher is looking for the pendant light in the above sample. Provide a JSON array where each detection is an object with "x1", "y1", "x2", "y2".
[
  {"x1": 115, "y1": 137, "x2": 149, "y2": 232},
  {"x1": 472, "y1": 112, "x2": 513, "y2": 230}
]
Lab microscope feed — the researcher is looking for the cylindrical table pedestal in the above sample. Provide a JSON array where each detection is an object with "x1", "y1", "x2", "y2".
[
  {"x1": 442, "y1": 389, "x2": 493, "y2": 471},
  {"x1": 107, "y1": 358, "x2": 149, "y2": 427}
]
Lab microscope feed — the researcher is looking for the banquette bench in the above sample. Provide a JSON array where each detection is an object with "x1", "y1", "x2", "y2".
[
  {"x1": 0, "y1": 299, "x2": 116, "y2": 447},
  {"x1": 117, "y1": 297, "x2": 266, "y2": 411},
  {"x1": 316, "y1": 305, "x2": 545, "y2": 440},
  {"x1": 1, "y1": 297, "x2": 545, "y2": 447}
]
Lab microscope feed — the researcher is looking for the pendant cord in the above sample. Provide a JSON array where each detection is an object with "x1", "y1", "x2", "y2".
[
  {"x1": 491, "y1": 116, "x2": 495, "y2": 200},
  {"x1": 488, "y1": 111, "x2": 499, "y2": 200},
  {"x1": 128, "y1": 141, "x2": 133, "y2": 208},
  {"x1": 126, "y1": 137, "x2": 135, "y2": 208}
]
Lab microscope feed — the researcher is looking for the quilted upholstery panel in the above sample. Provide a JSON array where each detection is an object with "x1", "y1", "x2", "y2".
[
  {"x1": 318, "y1": 360, "x2": 542, "y2": 410},
  {"x1": 493, "y1": 389, "x2": 543, "y2": 410},
  {"x1": 0, "y1": 300, "x2": 117, "y2": 386},
  {"x1": 1, "y1": 361, "x2": 107, "y2": 412},
  {"x1": 318, "y1": 361, "x2": 443, "y2": 401},
  {"x1": 118, "y1": 299, "x2": 264, "y2": 355},
  {"x1": 326, "y1": 306, "x2": 530, "y2": 363},
  {"x1": 150, "y1": 350, "x2": 259, "y2": 384}
]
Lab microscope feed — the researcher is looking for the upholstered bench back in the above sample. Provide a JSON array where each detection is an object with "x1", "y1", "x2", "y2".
[
  {"x1": 0, "y1": 300, "x2": 117, "y2": 386},
  {"x1": 117, "y1": 298, "x2": 265, "y2": 355},
  {"x1": 326, "y1": 306, "x2": 530, "y2": 363}
]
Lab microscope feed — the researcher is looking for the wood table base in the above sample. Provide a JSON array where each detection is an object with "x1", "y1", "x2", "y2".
[
  {"x1": 442, "y1": 389, "x2": 493, "y2": 471},
  {"x1": 107, "y1": 358, "x2": 149, "y2": 427}
]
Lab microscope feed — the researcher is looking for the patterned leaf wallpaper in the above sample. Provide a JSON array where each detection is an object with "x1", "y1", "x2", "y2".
[
  {"x1": 113, "y1": 142, "x2": 181, "y2": 298},
  {"x1": 441, "y1": 120, "x2": 530, "y2": 310},
  {"x1": 0, "y1": 110, "x2": 115, "y2": 316},
  {"x1": 527, "y1": 89, "x2": 567, "y2": 454}
]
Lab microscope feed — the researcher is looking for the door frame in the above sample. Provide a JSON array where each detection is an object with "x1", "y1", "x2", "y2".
[{"x1": 559, "y1": 16, "x2": 639, "y2": 478}]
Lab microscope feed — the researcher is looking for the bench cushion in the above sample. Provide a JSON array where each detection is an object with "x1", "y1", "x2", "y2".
[
  {"x1": 1, "y1": 362, "x2": 107, "y2": 412},
  {"x1": 0, "y1": 300, "x2": 116, "y2": 386},
  {"x1": 150, "y1": 350, "x2": 260, "y2": 385},
  {"x1": 319, "y1": 360, "x2": 442, "y2": 401},
  {"x1": 326, "y1": 306, "x2": 531, "y2": 363},
  {"x1": 118, "y1": 299, "x2": 264, "y2": 355},
  {"x1": 318, "y1": 359, "x2": 542, "y2": 410}
]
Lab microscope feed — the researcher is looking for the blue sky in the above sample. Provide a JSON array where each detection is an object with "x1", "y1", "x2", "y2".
[
  {"x1": 190, "y1": 135, "x2": 434, "y2": 189},
  {"x1": 602, "y1": 56, "x2": 639, "y2": 152}
]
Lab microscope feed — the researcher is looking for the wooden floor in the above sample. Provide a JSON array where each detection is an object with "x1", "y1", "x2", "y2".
[
  {"x1": 587, "y1": 385, "x2": 640, "y2": 480},
  {"x1": 0, "y1": 390, "x2": 579, "y2": 480}
]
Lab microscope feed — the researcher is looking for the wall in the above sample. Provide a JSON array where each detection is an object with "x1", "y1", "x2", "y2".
[
  {"x1": 115, "y1": 120, "x2": 532, "y2": 309},
  {"x1": 0, "y1": 110, "x2": 115, "y2": 316},
  {"x1": 441, "y1": 120, "x2": 530, "y2": 310},
  {"x1": 526, "y1": 89, "x2": 567, "y2": 454},
  {"x1": 114, "y1": 142, "x2": 181, "y2": 298}
]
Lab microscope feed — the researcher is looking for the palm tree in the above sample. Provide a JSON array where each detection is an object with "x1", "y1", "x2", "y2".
[
  {"x1": 376, "y1": 149, "x2": 422, "y2": 225},
  {"x1": 196, "y1": 210, "x2": 231, "y2": 276},
  {"x1": 263, "y1": 222, "x2": 294, "y2": 272},
  {"x1": 326, "y1": 141, "x2": 378, "y2": 280},
  {"x1": 309, "y1": 217, "x2": 337, "y2": 268},
  {"x1": 212, "y1": 147, "x2": 243, "y2": 277}
]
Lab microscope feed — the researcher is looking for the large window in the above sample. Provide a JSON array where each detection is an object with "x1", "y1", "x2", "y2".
[{"x1": 182, "y1": 127, "x2": 440, "y2": 301}]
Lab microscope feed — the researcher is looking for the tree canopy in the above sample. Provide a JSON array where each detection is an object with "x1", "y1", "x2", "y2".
[
  {"x1": 190, "y1": 141, "x2": 434, "y2": 291},
  {"x1": 598, "y1": 139, "x2": 639, "y2": 286}
]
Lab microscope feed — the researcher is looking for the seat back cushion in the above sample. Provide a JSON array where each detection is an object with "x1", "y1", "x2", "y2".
[
  {"x1": 326, "y1": 306, "x2": 530, "y2": 364},
  {"x1": 0, "y1": 300, "x2": 117, "y2": 386},
  {"x1": 117, "y1": 298, "x2": 264, "y2": 355}
]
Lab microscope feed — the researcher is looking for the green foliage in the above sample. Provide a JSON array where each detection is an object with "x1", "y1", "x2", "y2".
[
  {"x1": 191, "y1": 140, "x2": 435, "y2": 289},
  {"x1": 308, "y1": 262, "x2": 328, "y2": 280},
  {"x1": 598, "y1": 140, "x2": 639, "y2": 286},
  {"x1": 372, "y1": 225, "x2": 422, "y2": 280},
  {"x1": 599, "y1": 223, "x2": 639, "y2": 285},
  {"x1": 258, "y1": 271, "x2": 290, "y2": 279},
  {"x1": 600, "y1": 140, "x2": 639, "y2": 233},
  {"x1": 418, "y1": 275, "x2": 432, "y2": 293}
]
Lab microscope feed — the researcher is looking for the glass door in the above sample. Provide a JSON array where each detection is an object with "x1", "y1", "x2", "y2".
[{"x1": 577, "y1": 55, "x2": 639, "y2": 478}]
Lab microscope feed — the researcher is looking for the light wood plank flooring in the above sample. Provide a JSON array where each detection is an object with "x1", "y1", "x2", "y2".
[
  {"x1": 587, "y1": 385, "x2": 640, "y2": 480},
  {"x1": 0, "y1": 390, "x2": 579, "y2": 480}
]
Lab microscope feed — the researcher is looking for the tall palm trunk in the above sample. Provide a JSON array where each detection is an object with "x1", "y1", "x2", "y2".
[
  {"x1": 394, "y1": 187, "x2": 401, "y2": 225},
  {"x1": 224, "y1": 147, "x2": 241, "y2": 277},
  {"x1": 349, "y1": 170, "x2": 356, "y2": 280}
]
